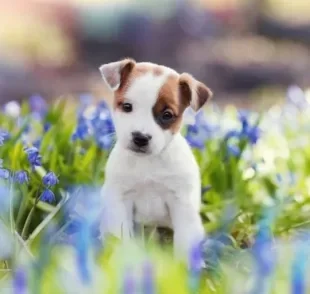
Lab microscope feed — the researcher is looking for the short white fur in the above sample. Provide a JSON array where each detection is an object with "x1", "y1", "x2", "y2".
[{"x1": 99, "y1": 60, "x2": 207, "y2": 264}]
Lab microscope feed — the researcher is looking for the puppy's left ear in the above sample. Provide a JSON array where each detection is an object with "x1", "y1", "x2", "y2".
[
  {"x1": 179, "y1": 73, "x2": 213, "y2": 112},
  {"x1": 99, "y1": 58, "x2": 136, "y2": 92}
]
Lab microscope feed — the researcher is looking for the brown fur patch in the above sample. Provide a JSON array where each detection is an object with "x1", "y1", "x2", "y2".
[
  {"x1": 153, "y1": 75, "x2": 189, "y2": 133},
  {"x1": 114, "y1": 63, "x2": 166, "y2": 110}
]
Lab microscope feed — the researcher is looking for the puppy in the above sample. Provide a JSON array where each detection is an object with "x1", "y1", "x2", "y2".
[{"x1": 99, "y1": 58, "x2": 212, "y2": 263}]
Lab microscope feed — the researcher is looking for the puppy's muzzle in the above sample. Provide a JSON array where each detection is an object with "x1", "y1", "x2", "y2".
[{"x1": 132, "y1": 131, "x2": 152, "y2": 148}]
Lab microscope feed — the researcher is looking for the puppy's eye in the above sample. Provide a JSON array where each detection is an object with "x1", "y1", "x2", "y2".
[
  {"x1": 122, "y1": 103, "x2": 133, "y2": 113},
  {"x1": 162, "y1": 110, "x2": 174, "y2": 121}
]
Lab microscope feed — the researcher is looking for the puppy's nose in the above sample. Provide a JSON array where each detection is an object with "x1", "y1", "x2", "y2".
[{"x1": 132, "y1": 132, "x2": 152, "y2": 148}]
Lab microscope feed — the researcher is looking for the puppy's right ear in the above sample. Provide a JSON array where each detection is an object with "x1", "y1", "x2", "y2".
[{"x1": 99, "y1": 58, "x2": 136, "y2": 91}]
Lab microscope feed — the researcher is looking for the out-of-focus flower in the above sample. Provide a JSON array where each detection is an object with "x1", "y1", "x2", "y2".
[
  {"x1": 43, "y1": 123, "x2": 51, "y2": 132},
  {"x1": 123, "y1": 268, "x2": 135, "y2": 294},
  {"x1": 142, "y1": 262, "x2": 155, "y2": 294},
  {"x1": 0, "y1": 129, "x2": 10, "y2": 146},
  {"x1": 13, "y1": 267, "x2": 27, "y2": 294},
  {"x1": 75, "y1": 221, "x2": 92, "y2": 285},
  {"x1": 185, "y1": 111, "x2": 219, "y2": 149},
  {"x1": 72, "y1": 116, "x2": 90, "y2": 141},
  {"x1": 0, "y1": 168, "x2": 10, "y2": 179},
  {"x1": 29, "y1": 94, "x2": 48, "y2": 119},
  {"x1": 40, "y1": 189, "x2": 55, "y2": 204},
  {"x1": 286, "y1": 85, "x2": 307, "y2": 109},
  {"x1": 24, "y1": 147, "x2": 42, "y2": 169},
  {"x1": 227, "y1": 144, "x2": 241, "y2": 157},
  {"x1": 0, "y1": 159, "x2": 9, "y2": 179},
  {"x1": 225, "y1": 110, "x2": 261, "y2": 146},
  {"x1": 42, "y1": 172, "x2": 59, "y2": 187},
  {"x1": 14, "y1": 171, "x2": 29, "y2": 184},
  {"x1": 3, "y1": 100, "x2": 21, "y2": 118},
  {"x1": 291, "y1": 239, "x2": 308, "y2": 294}
]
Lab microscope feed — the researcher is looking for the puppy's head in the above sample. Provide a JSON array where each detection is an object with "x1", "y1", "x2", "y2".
[{"x1": 99, "y1": 58, "x2": 212, "y2": 155}]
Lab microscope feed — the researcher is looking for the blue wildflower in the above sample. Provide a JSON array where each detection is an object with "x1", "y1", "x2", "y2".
[
  {"x1": 291, "y1": 240, "x2": 308, "y2": 294},
  {"x1": 142, "y1": 262, "x2": 155, "y2": 294},
  {"x1": 29, "y1": 94, "x2": 47, "y2": 118},
  {"x1": 227, "y1": 144, "x2": 241, "y2": 157},
  {"x1": 72, "y1": 116, "x2": 89, "y2": 141},
  {"x1": 0, "y1": 129, "x2": 10, "y2": 146},
  {"x1": 24, "y1": 147, "x2": 42, "y2": 168},
  {"x1": 40, "y1": 189, "x2": 55, "y2": 204},
  {"x1": 13, "y1": 267, "x2": 27, "y2": 294},
  {"x1": 42, "y1": 172, "x2": 58, "y2": 187},
  {"x1": 14, "y1": 171, "x2": 29, "y2": 184},
  {"x1": 75, "y1": 221, "x2": 91, "y2": 284},
  {"x1": 0, "y1": 160, "x2": 9, "y2": 179},
  {"x1": 185, "y1": 111, "x2": 218, "y2": 149},
  {"x1": 43, "y1": 123, "x2": 51, "y2": 132},
  {"x1": 188, "y1": 240, "x2": 205, "y2": 293},
  {"x1": 251, "y1": 210, "x2": 276, "y2": 294},
  {"x1": 123, "y1": 268, "x2": 135, "y2": 294},
  {"x1": 0, "y1": 168, "x2": 9, "y2": 179}
]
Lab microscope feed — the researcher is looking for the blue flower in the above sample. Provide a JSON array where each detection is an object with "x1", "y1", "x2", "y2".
[
  {"x1": 142, "y1": 262, "x2": 155, "y2": 294},
  {"x1": 0, "y1": 129, "x2": 10, "y2": 146},
  {"x1": 13, "y1": 267, "x2": 27, "y2": 294},
  {"x1": 185, "y1": 111, "x2": 218, "y2": 149},
  {"x1": 40, "y1": 189, "x2": 55, "y2": 203},
  {"x1": 225, "y1": 111, "x2": 261, "y2": 146},
  {"x1": 43, "y1": 123, "x2": 51, "y2": 132},
  {"x1": 29, "y1": 94, "x2": 47, "y2": 118},
  {"x1": 75, "y1": 221, "x2": 91, "y2": 284},
  {"x1": 291, "y1": 240, "x2": 308, "y2": 294},
  {"x1": 24, "y1": 147, "x2": 42, "y2": 168},
  {"x1": 123, "y1": 268, "x2": 135, "y2": 294},
  {"x1": 72, "y1": 116, "x2": 89, "y2": 141},
  {"x1": 227, "y1": 144, "x2": 241, "y2": 157},
  {"x1": 14, "y1": 171, "x2": 29, "y2": 184},
  {"x1": 0, "y1": 168, "x2": 9, "y2": 180},
  {"x1": 42, "y1": 172, "x2": 59, "y2": 187}
]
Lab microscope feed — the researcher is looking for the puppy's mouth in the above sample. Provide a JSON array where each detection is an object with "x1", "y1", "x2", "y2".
[{"x1": 128, "y1": 145, "x2": 150, "y2": 155}]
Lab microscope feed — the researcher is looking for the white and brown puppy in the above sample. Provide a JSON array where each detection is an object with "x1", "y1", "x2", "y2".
[{"x1": 99, "y1": 58, "x2": 212, "y2": 263}]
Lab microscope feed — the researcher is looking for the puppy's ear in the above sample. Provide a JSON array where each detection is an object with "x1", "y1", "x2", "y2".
[
  {"x1": 99, "y1": 58, "x2": 136, "y2": 91},
  {"x1": 179, "y1": 73, "x2": 213, "y2": 112}
]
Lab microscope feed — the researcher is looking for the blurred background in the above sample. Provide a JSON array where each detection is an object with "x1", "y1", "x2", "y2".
[{"x1": 1, "y1": 0, "x2": 310, "y2": 109}]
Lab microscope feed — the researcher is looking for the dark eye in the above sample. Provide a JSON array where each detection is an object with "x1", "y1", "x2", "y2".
[
  {"x1": 162, "y1": 110, "x2": 174, "y2": 121},
  {"x1": 122, "y1": 103, "x2": 132, "y2": 113}
]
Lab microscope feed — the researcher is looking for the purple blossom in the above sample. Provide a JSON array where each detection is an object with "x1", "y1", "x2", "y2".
[
  {"x1": 13, "y1": 267, "x2": 27, "y2": 294},
  {"x1": 24, "y1": 147, "x2": 42, "y2": 169},
  {"x1": 0, "y1": 168, "x2": 9, "y2": 179},
  {"x1": 42, "y1": 172, "x2": 59, "y2": 187},
  {"x1": 123, "y1": 268, "x2": 135, "y2": 294},
  {"x1": 142, "y1": 262, "x2": 155, "y2": 294},
  {"x1": 40, "y1": 189, "x2": 55, "y2": 204},
  {"x1": 291, "y1": 239, "x2": 309, "y2": 294},
  {"x1": 29, "y1": 94, "x2": 47, "y2": 118},
  {"x1": 0, "y1": 129, "x2": 10, "y2": 146},
  {"x1": 14, "y1": 171, "x2": 29, "y2": 184}
]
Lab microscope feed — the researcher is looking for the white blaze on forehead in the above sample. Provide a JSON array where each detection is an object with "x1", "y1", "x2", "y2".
[{"x1": 125, "y1": 69, "x2": 175, "y2": 107}]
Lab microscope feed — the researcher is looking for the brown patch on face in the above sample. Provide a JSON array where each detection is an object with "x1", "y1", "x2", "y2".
[
  {"x1": 114, "y1": 63, "x2": 165, "y2": 110},
  {"x1": 153, "y1": 75, "x2": 190, "y2": 133}
]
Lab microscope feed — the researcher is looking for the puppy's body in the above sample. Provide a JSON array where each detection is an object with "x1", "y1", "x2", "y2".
[{"x1": 99, "y1": 59, "x2": 212, "y2": 261}]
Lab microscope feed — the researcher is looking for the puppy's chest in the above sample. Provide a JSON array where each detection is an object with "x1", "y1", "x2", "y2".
[{"x1": 122, "y1": 172, "x2": 177, "y2": 227}]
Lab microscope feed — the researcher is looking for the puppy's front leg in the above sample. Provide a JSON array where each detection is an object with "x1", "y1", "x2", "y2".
[
  {"x1": 100, "y1": 186, "x2": 133, "y2": 241},
  {"x1": 169, "y1": 198, "x2": 205, "y2": 264}
]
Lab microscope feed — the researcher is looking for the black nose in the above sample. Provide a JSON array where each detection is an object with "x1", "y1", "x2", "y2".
[{"x1": 132, "y1": 132, "x2": 152, "y2": 148}]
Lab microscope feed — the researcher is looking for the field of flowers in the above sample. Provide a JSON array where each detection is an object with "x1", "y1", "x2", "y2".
[{"x1": 0, "y1": 87, "x2": 310, "y2": 293}]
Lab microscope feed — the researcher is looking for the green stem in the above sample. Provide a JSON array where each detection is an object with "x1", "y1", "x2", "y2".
[
  {"x1": 21, "y1": 204, "x2": 37, "y2": 240},
  {"x1": 21, "y1": 188, "x2": 41, "y2": 239}
]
